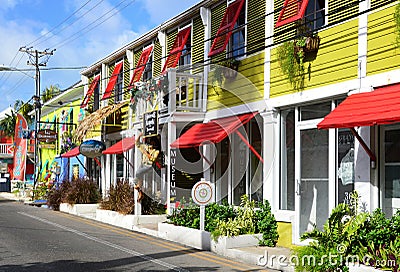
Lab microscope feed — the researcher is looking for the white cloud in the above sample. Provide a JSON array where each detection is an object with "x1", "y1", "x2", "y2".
[{"x1": 139, "y1": 0, "x2": 200, "y2": 25}]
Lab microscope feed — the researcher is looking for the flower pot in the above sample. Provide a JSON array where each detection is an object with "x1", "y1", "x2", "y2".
[
  {"x1": 222, "y1": 67, "x2": 238, "y2": 80},
  {"x1": 303, "y1": 36, "x2": 320, "y2": 53}
]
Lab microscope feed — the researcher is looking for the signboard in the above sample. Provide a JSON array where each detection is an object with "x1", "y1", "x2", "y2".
[
  {"x1": 191, "y1": 179, "x2": 213, "y2": 206},
  {"x1": 13, "y1": 113, "x2": 28, "y2": 181},
  {"x1": 39, "y1": 143, "x2": 56, "y2": 149},
  {"x1": 37, "y1": 129, "x2": 57, "y2": 143},
  {"x1": 170, "y1": 148, "x2": 177, "y2": 203},
  {"x1": 79, "y1": 140, "x2": 106, "y2": 158},
  {"x1": 143, "y1": 111, "x2": 158, "y2": 137}
]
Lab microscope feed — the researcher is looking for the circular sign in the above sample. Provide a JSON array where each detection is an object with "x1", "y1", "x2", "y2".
[{"x1": 191, "y1": 179, "x2": 213, "y2": 206}]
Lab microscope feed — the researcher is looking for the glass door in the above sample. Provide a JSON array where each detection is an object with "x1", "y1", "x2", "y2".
[
  {"x1": 297, "y1": 127, "x2": 330, "y2": 235},
  {"x1": 382, "y1": 126, "x2": 400, "y2": 216}
]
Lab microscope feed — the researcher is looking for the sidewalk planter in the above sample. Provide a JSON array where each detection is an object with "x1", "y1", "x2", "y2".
[
  {"x1": 158, "y1": 223, "x2": 211, "y2": 250},
  {"x1": 59, "y1": 203, "x2": 99, "y2": 218},
  {"x1": 348, "y1": 264, "x2": 384, "y2": 272},
  {"x1": 211, "y1": 233, "x2": 263, "y2": 255},
  {"x1": 95, "y1": 209, "x2": 167, "y2": 230},
  {"x1": 96, "y1": 209, "x2": 136, "y2": 230}
]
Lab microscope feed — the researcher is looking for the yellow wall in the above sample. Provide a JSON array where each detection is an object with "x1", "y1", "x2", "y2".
[
  {"x1": 367, "y1": 4, "x2": 400, "y2": 75},
  {"x1": 277, "y1": 222, "x2": 293, "y2": 248},
  {"x1": 270, "y1": 20, "x2": 359, "y2": 97},
  {"x1": 207, "y1": 52, "x2": 264, "y2": 111}
]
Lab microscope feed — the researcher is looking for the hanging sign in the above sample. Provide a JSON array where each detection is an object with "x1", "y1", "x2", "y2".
[
  {"x1": 143, "y1": 111, "x2": 158, "y2": 137},
  {"x1": 79, "y1": 140, "x2": 106, "y2": 158},
  {"x1": 37, "y1": 129, "x2": 57, "y2": 143}
]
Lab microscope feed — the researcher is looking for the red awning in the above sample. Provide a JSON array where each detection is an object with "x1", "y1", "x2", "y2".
[
  {"x1": 171, "y1": 112, "x2": 256, "y2": 148},
  {"x1": 102, "y1": 136, "x2": 136, "y2": 155},
  {"x1": 61, "y1": 146, "x2": 80, "y2": 158},
  {"x1": 102, "y1": 62, "x2": 123, "y2": 100},
  {"x1": 318, "y1": 83, "x2": 400, "y2": 129}
]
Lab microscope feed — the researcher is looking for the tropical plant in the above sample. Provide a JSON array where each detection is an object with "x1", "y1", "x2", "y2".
[
  {"x1": 41, "y1": 84, "x2": 60, "y2": 103},
  {"x1": 62, "y1": 177, "x2": 100, "y2": 205},
  {"x1": 255, "y1": 200, "x2": 279, "y2": 247},
  {"x1": 47, "y1": 181, "x2": 72, "y2": 211},
  {"x1": 212, "y1": 58, "x2": 241, "y2": 86},
  {"x1": 100, "y1": 180, "x2": 135, "y2": 215}
]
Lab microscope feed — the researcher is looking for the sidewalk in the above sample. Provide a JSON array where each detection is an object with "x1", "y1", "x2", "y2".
[{"x1": 0, "y1": 193, "x2": 294, "y2": 272}]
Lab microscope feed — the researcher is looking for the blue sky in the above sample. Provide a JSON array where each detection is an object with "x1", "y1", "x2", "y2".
[{"x1": 0, "y1": 0, "x2": 199, "y2": 110}]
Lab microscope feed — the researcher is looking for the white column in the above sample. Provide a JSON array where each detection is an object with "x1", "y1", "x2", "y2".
[
  {"x1": 261, "y1": 109, "x2": 278, "y2": 210},
  {"x1": 200, "y1": 7, "x2": 211, "y2": 112},
  {"x1": 166, "y1": 120, "x2": 177, "y2": 214},
  {"x1": 264, "y1": 0, "x2": 274, "y2": 100}
]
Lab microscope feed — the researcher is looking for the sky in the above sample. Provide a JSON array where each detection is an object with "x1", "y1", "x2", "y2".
[{"x1": 0, "y1": 0, "x2": 200, "y2": 110}]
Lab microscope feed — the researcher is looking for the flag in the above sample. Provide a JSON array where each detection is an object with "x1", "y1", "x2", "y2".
[{"x1": 13, "y1": 113, "x2": 28, "y2": 181}]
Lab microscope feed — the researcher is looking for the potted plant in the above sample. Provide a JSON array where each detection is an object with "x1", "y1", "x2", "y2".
[{"x1": 212, "y1": 58, "x2": 241, "y2": 85}]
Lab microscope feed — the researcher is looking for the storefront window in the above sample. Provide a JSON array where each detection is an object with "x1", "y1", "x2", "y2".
[
  {"x1": 299, "y1": 102, "x2": 331, "y2": 121},
  {"x1": 337, "y1": 129, "x2": 355, "y2": 204},
  {"x1": 385, "y1": 128, "x2": 400, "y2": 198},
  {"x1": 280, "y1": 109, "x2": 295, "y2": 210}
]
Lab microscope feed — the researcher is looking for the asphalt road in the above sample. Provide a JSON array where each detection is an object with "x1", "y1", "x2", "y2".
[{"x1": 0, "y1": 197, "x2": 271, "y2": 272}]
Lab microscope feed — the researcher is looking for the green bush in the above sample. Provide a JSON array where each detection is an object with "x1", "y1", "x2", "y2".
[
  {"x1": 100, "y1": 180, "x2": 134, "y2": 215},
  {"x1": 63, "y1": 177, "x2": 100, "y2": 205},
  {"x1": 256, "y1": 200, "x2": 279, "y2": 247}
]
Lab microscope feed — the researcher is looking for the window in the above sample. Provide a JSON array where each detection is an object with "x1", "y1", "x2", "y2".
[
  {"x1": 303, "y1": 0, "x2": 325, "y2": 32},
  {"x1": 93, "y1": 78, "x2": 100, "y2": 111},
  {"x1": 228, "y1": 2, "x2": 245, "y2": 58},
  {"x1": 131, "y1": 45, "x2": 153, "y2": 85},
  {"x1": 179, "y1": 34, "x2": 191, "y2": 70},
  {"x1": 115, "y1": 69, "x2": 123, "y2": 102},
  {"x1": 102, "y1": 62, "x2": 123, "y2": 100},
  {"x1": 208, "y1": 0, "x2": 245, "y2": 57},
  {"x1": 143, "y1": 53, "x2": 153, "y2": 81},
  {"x1": 162, "y1": 26, "x2": 191, "y2": 73}
]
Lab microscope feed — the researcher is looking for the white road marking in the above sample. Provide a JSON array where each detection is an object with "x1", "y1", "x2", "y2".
[{"x1": 19, "y1": 212, "x2": 190, "y2": 272}]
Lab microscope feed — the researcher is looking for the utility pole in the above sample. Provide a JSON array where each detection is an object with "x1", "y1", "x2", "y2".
[{"x1": 19, "y1": 46, "x2": 56, "y2": 192}]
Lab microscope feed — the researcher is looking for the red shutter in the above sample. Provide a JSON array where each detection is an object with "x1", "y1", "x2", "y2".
[
  {"x1": 81, "y1": 75, "x2": 100, "y2": 108},
  {"x1": 102, "y1": 62, "x2": 123, "y2": 100},
  {"x1": 275, "y1": 0, "x2": 310, "y2": 28},
  {"x1": 129, "y1": 45, "x2": 153, "y2": 89},
  {"x1": 208, "y1": 0, "x2": 245, "y2": 58},
  {"x1": 161, "y1": 26, "x2": 191, "y2": 73}
]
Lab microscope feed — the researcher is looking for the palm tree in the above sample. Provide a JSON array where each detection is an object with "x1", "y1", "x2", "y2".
[
  {"x1": 41, "y1": 84, "x2": 60, "y2": 103},
  {"x1": 0, "y1": 100, "x2": 34, "y2": 138}
]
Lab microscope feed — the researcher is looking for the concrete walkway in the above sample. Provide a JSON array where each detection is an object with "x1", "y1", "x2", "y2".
[{"x1": 0, "y1": 192, "x2": 294, "y2": 272}]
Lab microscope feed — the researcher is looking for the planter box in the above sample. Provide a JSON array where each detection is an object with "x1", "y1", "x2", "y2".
[
  {"x1": 158, "y1": 223, "x2": 211, "y2": 250},
  {"x1": 348, "y1": 264, "x2": 384, "y2": 272},
  {"x1": 95, "y1": 209, "x2": 167, "y2": 230},
  {"x1": 60, "y1": 203, "x2": 99, "y2": 218},
  {"x1": 211, "y1": 233, "x2": 263, "y2": 255},
  {"x1": 96, "y1": 209, "x2": 136, "y2": 230}
]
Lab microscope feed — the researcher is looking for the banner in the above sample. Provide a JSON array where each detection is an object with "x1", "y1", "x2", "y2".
[{"x1": 13, "y1": 113, "x2": 28, "y2": 181}]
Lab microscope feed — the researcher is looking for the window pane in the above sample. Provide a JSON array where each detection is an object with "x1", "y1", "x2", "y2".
[
  {"x1": 300, "y1": 102, "x2": 331, "y2": 121},
  {"x1": 337, "y1": 129, "x2": 355, "y2": 205}
]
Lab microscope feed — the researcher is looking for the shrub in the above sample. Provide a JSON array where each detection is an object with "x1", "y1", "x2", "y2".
[
  {"x1": 100, "y1": 180, "x2": 134, "y2": 215},
  {"x1": 47, "y1": 181, "x2": 71, "y2": 211},
  {"x1": 63, "y1": 177, "x2": 100, "y2": 205},
  {"x1": 255, "y1": 200, "x2": 279, "y2": 247},
  {"x1": 141, "y1": 192, "x2": 166, "y2": 215}
]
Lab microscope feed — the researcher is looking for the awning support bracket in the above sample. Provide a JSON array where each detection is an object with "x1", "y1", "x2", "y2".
[
  {"x1": 235, "y1": 131, "x2": 264, "y2": 164},
  {"x1": 350, "y1": 127, "x2": 376, "y2": 163},
  {"x1": 194, "y1": 146, "x2": 212, "y2": 166}
]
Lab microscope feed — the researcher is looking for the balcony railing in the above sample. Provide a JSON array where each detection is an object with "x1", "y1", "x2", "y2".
[
  {"x1": 0, "y1": 144, "x2": 13, "y2": 156},
  {"x1": 134, "y1": 69, "x2": 205, "y2": 118}
]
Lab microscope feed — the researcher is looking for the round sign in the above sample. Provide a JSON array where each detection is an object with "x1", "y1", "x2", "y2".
[
  {"x1": 191, "y1": 179, "x2": 213, "y2": 206},
  {"x1": 79, "y1": 140, "x2": 106, "y2": 158}
]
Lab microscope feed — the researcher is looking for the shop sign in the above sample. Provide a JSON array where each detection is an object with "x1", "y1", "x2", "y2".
[
  {"x1": 191, "y1": 179, "x2": 213, "y2": 206},
  {"x1": 37, "y1": 129, "x2": 57, "y2": 143},
  {"x1": 79, "y1": 140, "x2": 106, "y2": 158},
  {"x1": 39, "y1": 143, "x2": 56, "y2": 149},
  {"x1": 170, "y1": 148, "x2": 177, "y2": 203},
  {"x1": 143, "y1": 111, "x2": 158, "y2": 137}
]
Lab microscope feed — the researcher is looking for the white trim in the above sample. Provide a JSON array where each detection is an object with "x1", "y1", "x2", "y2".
[{"x1": 204, "y1": 100, "x2": 267, "y2": 121}]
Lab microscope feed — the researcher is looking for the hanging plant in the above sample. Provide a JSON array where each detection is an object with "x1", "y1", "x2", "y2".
[
  {"x1": 130, "y1": 74, "x2": 169, "y2": 111},
  {"x1": 277, "y1": 39, "x2": 305, "y2": 91},
  {"x1": 394, "y1": 1, "x2": 400, "y2": 49},
  {"x1": 212, "y1": 58, "x2": 241, "y2": 86}
]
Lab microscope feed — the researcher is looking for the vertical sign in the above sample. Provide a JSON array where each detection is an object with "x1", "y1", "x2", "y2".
[
  {"x1": 170, "y1": 148, "x2": 177, "y2": 204},
  {"x1": 143, "y1": 111, "x2": 158, "y2": 137},
  {"x1": 13, "y1": 113, "x2": 28, "y2": 181}
]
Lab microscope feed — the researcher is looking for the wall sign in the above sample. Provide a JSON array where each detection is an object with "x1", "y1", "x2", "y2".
[
  {"x1": 79, "y1": 140, "x2": 106, "y2": 158},
  {"x1": 37, "y1": 129, "x2": 57, "y2": 143},
  {"x1": 143, "y1": 111, "x2": 158, "y2": 137}
]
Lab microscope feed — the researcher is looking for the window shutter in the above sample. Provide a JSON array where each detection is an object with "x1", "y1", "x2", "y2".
[
  {"x1": 102, "y1": 62, "x2": 123, "y2": 100},
  {"x1": 208, "y1": 0, "x2": 245, "y2": 57},
  {"x1": 129, "y1": 45, "x2": 154, "y2": 87},
  {"x1": 81, "y1": 75, "x2": 100, "y2": 108},
  {"x1": 275, "y1": 0, "x2": 310, "y2": 28},
  {"x1": 161, "y1": 26, "x2": 191, "y2": 73}
]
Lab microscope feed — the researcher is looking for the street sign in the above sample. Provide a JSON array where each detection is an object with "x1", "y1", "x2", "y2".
[{"x1": 191, "y1": 178, "x2": 213, "y2": 231}]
